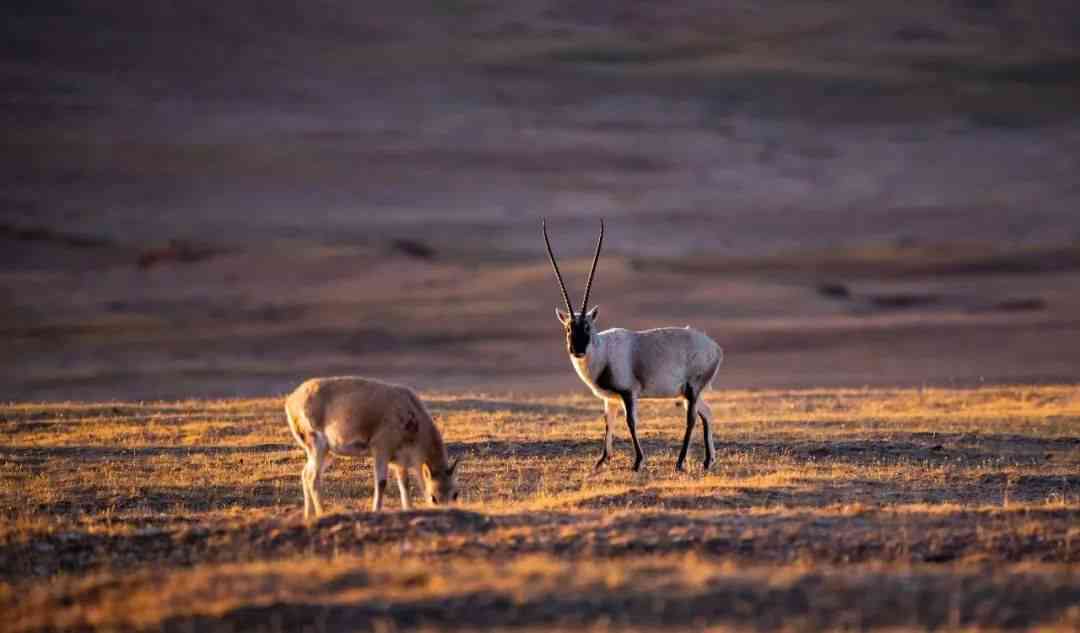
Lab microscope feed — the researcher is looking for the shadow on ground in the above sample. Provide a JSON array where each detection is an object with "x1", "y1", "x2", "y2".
[{"x1": 154, "y1": 567, "x2": 1080, "y2": 633}]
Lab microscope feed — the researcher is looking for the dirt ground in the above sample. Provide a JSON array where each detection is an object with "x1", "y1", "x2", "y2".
[
  {"x1": 2, "y1": 387, "x2": 1079, "y2": 631},
  {"x1": 3, "y1": 1, "x2": 1080, "y2": 401}
]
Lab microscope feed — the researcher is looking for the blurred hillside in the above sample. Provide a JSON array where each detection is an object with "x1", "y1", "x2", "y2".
[{"x1": 3, "y1": 1, "x2": 1080, "y2": 399}]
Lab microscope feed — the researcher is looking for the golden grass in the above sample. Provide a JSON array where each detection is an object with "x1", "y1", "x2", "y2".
[{"x1": 1, "y1": 386, "x2": 1078, "y2": 631}]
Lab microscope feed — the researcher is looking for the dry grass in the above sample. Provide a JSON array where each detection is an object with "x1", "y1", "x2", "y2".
[{"x1": 2, "y1": 386, "x2": 1079, "y2": 631}]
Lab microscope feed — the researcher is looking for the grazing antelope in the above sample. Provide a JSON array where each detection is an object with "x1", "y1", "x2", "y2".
[
  {"x1": 543, "y1": 219, "x2": 724, "y2": 472},
  {"x1": 285, "y1": 376, "x2": 460, "y2": 518}
]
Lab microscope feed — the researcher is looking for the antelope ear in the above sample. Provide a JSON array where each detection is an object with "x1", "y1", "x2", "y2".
[
  {"x1": 555, "y1": 307, "x2": 571, "y2": 324},
  {"x1": 586, "y1": 306, "x2": 599, "y2": 321},
  {"x1": 421, "y1": 463, "x2": 432, "y2": 481}
]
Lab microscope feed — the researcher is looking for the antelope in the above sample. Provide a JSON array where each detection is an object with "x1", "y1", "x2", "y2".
[
  {"x1": 285, "y1": 376, "x2": 460, "y2": 518},
  {"x1": 543, "y1": 219, "x2": 724, "y2": 472}
]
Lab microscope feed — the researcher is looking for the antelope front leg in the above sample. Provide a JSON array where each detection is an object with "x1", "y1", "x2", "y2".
[
  {"x1": 595, "y1": 400, "x2": 616, "y2": 469},
  {"x1": 620, "y1": 393, "x2": 646, "y2": 471},
  {"x1": 371, "y1": 454, "x2": 388, "y2": 512}
]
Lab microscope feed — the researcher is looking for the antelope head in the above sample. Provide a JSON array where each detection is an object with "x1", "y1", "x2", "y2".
[
  {"x1": 543, "y1": 218, "x2": 604, "y2": 358},
  {"x1": 422, "y1": 457, "x2": 461, "y2": 506}
]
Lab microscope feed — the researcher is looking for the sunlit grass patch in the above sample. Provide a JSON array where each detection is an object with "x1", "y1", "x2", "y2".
[{"x1": 1, "y1": 386, "x2": 1077, "y2": 631}]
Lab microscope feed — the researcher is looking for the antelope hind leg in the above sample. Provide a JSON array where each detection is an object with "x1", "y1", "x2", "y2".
[
  {"x1": 676, "y1": 390, "x2": 698, "y2": 472},
  {"x1": 698, "y1": 400, "x2": 716, "y2": 470}
]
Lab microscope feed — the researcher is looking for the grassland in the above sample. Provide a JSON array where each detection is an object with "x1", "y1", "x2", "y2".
[
  {"x1": 6, "y1": 1, "x2": 1080, "y2": 403},
  {"x1": 2, "y1": 386, "x2": 1078, "y2": 632}
]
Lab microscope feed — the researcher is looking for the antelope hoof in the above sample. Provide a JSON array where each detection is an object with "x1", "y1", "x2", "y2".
[
  {"x1": 594, "y1": 454, "x2": 610, "y2": 470},
  {"x1": 703, "y1": 456, "x2": 714, "y2": 470},
  {"x1": 632, "y1": 457, "x2": 646, "y2": 472},
  {"x1": 675, "y1": 460, "x2": 686, "y2": 472}
]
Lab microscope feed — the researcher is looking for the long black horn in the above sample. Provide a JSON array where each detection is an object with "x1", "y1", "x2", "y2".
[
  {"x1": 581, "y1": 218, "x2": 604, "y2": 311},
  {"x1": 542, "y1": 219, "x2": 575, "y2": 315}
]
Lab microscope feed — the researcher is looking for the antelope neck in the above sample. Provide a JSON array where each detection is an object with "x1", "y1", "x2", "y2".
[
  {"x1": 570, "y1": 332, "x2": 604, "y2": 380},
  {"x1": 422, "y1": 424, "x2": 448, "y2": 473}
]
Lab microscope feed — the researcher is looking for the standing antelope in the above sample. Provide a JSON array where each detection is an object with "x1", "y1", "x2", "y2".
[
  {"x1": 285, "y1": 376, "x2": 460, "y2": 518},
  {"x1": 543, "y1": 219, "x2": 724, "y2": 472}
]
